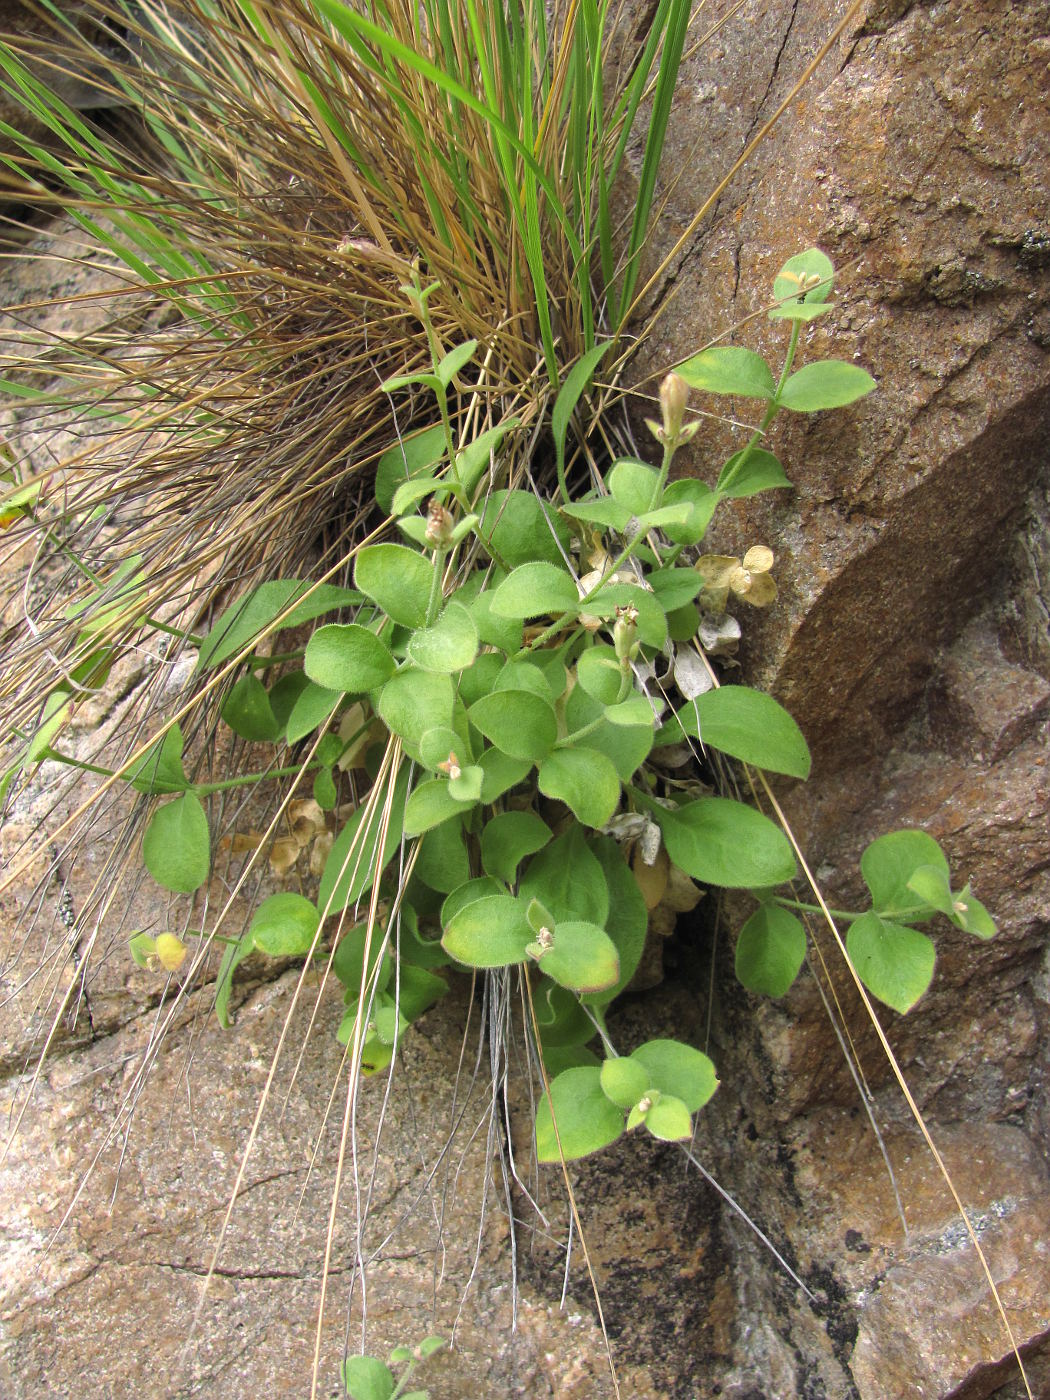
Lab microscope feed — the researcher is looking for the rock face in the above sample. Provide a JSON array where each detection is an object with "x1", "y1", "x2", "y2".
[
  {"x1": 628, "y1": 0, "x2": 1050, "y2": 1391},
  {"x1": 2, "y1": 0, "x2": 1049, "y2": 1397}
]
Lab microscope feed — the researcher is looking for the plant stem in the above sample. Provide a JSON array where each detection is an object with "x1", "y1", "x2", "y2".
[
  {"x1": 722, "y1": 320, "x2": 803, "y2": 485},
  {"x1": 651, "y1": 437, "x2": 676, "y2": 509},
  {"x1": 44, "y1": 748, "x2": 319, "y2": 794},
  {"x1": 193, "y1": 764, "x2": 320, "y2": 795},
  {"x1": 425, "y1": 548, "x2": 447, "y2": 626},
  {"x1": 772, "y1": 896, "x2": 860, "y2": 921}
]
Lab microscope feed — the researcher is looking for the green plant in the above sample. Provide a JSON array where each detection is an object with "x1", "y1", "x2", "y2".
[
  {"x1": 18, "y1": 250, "x2": 994, "y2": 1169},
  {"x1": 0, "y1": 3, "x2": 1028, "y2": 1394},
  {"x1": 342, "y1": 1335, "x2": 445, "y2": 1400}
]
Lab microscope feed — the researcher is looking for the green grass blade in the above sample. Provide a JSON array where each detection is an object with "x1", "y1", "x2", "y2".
[{"x1": 615, "y1": 0, "x2": 691, "y2": 325}]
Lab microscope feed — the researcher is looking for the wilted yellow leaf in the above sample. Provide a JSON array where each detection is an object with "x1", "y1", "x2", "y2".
[{"x1": 632, "y1": 843, "x2": 669, "y2": 910}]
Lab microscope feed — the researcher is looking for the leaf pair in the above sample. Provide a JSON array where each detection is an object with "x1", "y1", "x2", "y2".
[{"x1": 535, "y1": 1039, "x2": 718, "y2": 1162}]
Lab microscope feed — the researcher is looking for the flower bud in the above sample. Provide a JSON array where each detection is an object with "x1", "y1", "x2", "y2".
[
  {"x1": 425, "y1": 498, "x2": 454, "y2": 548},
  {"x1": 154, "y1": 932, "x2": 188, "y2": 972},
  {"x1": 613, "y1": 603, "x2": 639, "y2": 661},
  {"x1": 659, "y1": 372, "x2": 689, "y2": 443}
]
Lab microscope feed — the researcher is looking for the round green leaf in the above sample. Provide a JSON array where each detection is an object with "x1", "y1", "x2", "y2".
[
  {"x1": 305, "y1": 623, "x2": 395, "y2": 692},
  {"x1": 341, "y1": 1355, "x2": 395, "y2": 1400},
  {"x1": 419, "y1": 725, "x2": 467, "y2": 771},
  {"x1": 583, "y1": 581, "x2": 667, "y2": 648},
  {"x1": 313, "y1": 767, "x2": 337, "y2": 810},
  {"x1": 251, "y1": 892, "x2": 320, "y2": 956},
  {"x1": 564, "y1": 685, "x2": 653, "y2": 781},
  {"x1": 478, "y1": 488, "x2": 571, "y2": 567},
  {"x1": 608, "y1": 458, "x2": 660, "y2": 514},
  {"x1": 465, "y1": 588, "x2": 523, "y2": 651},
  {"x1": 390, "y1": 473, "x2": 447, "y2": 516},
  {"x1": 480, "y1": 810, "x2": 552, "y2": 884},
  {"x1": 643, "y1": 1093, "x2": 694, "y2": 1142},
  {"x1": 142, "y1": 794, "x2": 210, "y2": 893},
  {"x1": 220, "y1": 674, "x2": 281, "y2": 742},
  {"x1": 630, "y1": 1039, "x2": 718, "y2": 1112},
  {"x1": 494, "y1": 659, "x2": 553, "y2": 700},
  {"x1": 647, "y1": 568, "x2": 705, "y2": 611},
  {"x1": 458, "y1": 651, "x2": 503, "y2": 707},
  {"x1": 519, "y1": 826, "x2": 608, "y2": 925},
  {"x1": 377, "y1": 667, "x2": 455, "y2": 746},
  {"x1": 440, "y1": 877, "x2": 503, "y2": 927},
  {"x1": 403, "y1": 777, "x2": 476, "y2": 836},
  {"x1": 354, "y1": 543, "x2": 433, "y2": 628},
  {"x1": 375, "y1": 422, "x2": 446, "y2": 513},
  {"x1": 447, "y1": 765, "x2": 483, "y2": 802},
  {"x1": 490, "y1": 562, "x2": 579, "y2": 620},
  {"x1": 561, "y1": 495, "x2": 633, "y2": 531},
  {"x1": 414, "y1": 816, "x2": 470, "y2": 893},
  {"x1": 124, "y1": 724, "x2": 188, "y2": 795},
  {"x1": 407, "y1": 601, "x2": 478, "y2": 673},
  {"x1": 603, "y1": 696, "x2": 654, "y2": 729},
  {"x1": 656, "y1": 797, "x2": 796, "y2": 889},
  {"x1": 525, "y1": 896, "x2": 556, "y2": 934},
  {"x1": 777, "y1": 360, "x2": 876, "y2": 412},
  {"x1": 660, "y1": 479, "x2": 720, "y2": 546},
  {"x1": 770, "y1": 248, "x2": 835, "y2": 321},
  {"x1": 861, "y1": 830, "x2": 950, "y2": 920},
  {"x1": 267, "y1": 671, "x2": 310, "y2": 730},
  {"x1": 950, "y1": 885, "x2": 997, "y2": 940},
  {"x1": 677, "y1": 685, "x2": 811, "y2": 779},
  {"x1": 468, "y1": 689, "x2": 557, "y2": 761},
  {"x1": 332, "y1": 924, "x2": 391, "y2": 995},
  {"x1": 715, "y1": 448, "x2": 791, "y2": 499},
  {"x1": 735, "y1": 905, "x2": 806, "y2": 997},
  {"x1": 675, "y1": 346, "x2": 776, "y2": 400},
  {"x1": 286, "y1": 680, "x2": 342, "y2": 744},
  {"x1": 534, "y1": 982, "x2": 595, "y2": 1053},
  {"x1": 128, "y1": 932, "x2": 158, "y2": 968},
  {"x1": 535, "y1": 1066, "x2": 625, "y2": 1163},
  {"x1": 600, "y1": 1056, "x2": 651, "y2": 1110},
  {"x1": 537, "y1": 747, "x2": 620, "y2": 828},
  {"x1": 576, "y1": 645, "x2": 623, "y2": 705},
  {"x1": 478, "y1": 748, "x2": 532, "y2": 802},
  {"x1": 538, "y1": 920, "x2": 619, "y2": 994},
  {"x1": 316, "y1": 733, "x2": 343, "y2": 766},
  {"x1": 905, "y1": 864, "x2": 955, "y2": 917},
  {"x1": 846, "y1": 911, "x2": 936, "y2": 1014},
  {"x1": 442, "y1": 894, "x2": 532, "y2": 968}
]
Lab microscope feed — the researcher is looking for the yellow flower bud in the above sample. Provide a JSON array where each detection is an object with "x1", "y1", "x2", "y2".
[{"x1": 154, "y1": 933, "x2": 188, "y2": 972}]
